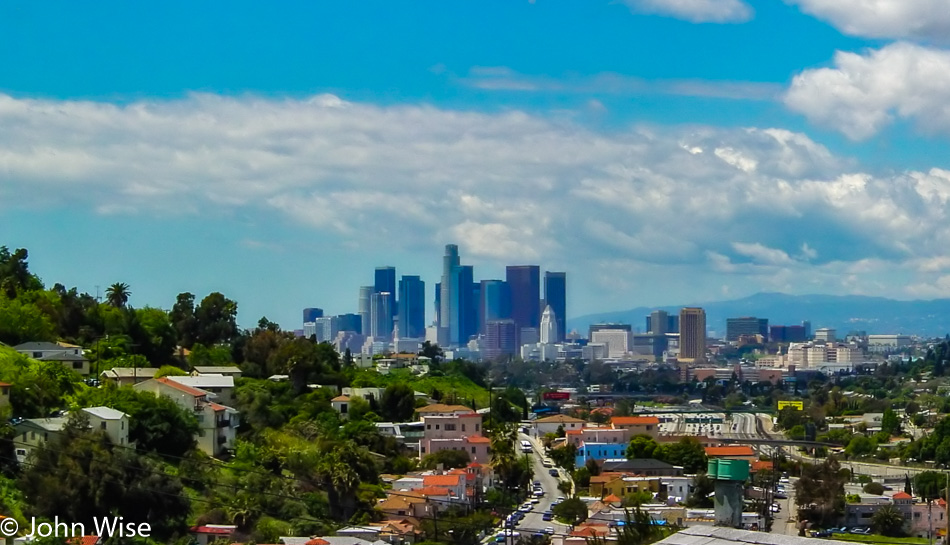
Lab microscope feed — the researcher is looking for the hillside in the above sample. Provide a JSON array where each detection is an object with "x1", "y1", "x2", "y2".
[{"x1": 567, "y1": 292, "x2": 950, "y2": 338}]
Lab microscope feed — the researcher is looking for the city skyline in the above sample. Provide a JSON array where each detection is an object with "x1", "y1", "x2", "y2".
[{"x1": 4, "y1": 3, "x2": 950, "y2": 329}]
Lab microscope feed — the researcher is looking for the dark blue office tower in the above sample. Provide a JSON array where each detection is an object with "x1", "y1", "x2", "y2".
[{"x1": 398, "y1": 275, "x2": 426, "y2": 339}]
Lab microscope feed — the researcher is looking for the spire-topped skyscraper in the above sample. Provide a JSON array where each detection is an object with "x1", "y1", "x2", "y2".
[{"x1": 438, "y1": 244, "x2": 460, "y2": 346}]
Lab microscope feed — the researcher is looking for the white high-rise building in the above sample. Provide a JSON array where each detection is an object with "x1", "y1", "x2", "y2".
[
  {"x1": 438, "y1": 244, "x2": 460, "y2": 346},
  {"x1": 540, "y1": 305, "x2": 557, "y2": 345}
]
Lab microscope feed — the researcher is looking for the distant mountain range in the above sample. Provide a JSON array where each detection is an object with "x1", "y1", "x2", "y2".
[{"x1": 567, "y1": 292, "x2": 950, "y2": 338}]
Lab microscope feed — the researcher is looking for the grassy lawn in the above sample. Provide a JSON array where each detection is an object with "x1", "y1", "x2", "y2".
[{"x1": 832, "y1": 533, "x2": 930, "y2": 545}]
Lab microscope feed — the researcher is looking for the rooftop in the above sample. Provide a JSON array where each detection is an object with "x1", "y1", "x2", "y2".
[
  {"x1": 611, "y1": 416, "x2": 660, "y2": 425},
  {"x1": 82, "y1": 406, "x2": 127, "y2": 420},
  {"x1": 705, "y1": 446, "x2": 755, "y2": 457},
  {"x1": 655, "y1": 526, "x2": 854, "y2": 545},
  {"x1": 534, "y1": 414, "x2": 585, "y2": 424},
  {"x1": 168, "y1": 374, "x2": 234, "y2": 389}
]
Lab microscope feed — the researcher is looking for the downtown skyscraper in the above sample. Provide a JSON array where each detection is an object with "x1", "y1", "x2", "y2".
[
  {"x1": 543, "y1": 271, "x2": 566, "y2": 343},
  {"x1": 437, "y1": 244, "x2": 478, "y2": 346},
  {"x1": 507, "y1": 265, "x2": 540, "y2": 344},
  {"x1": 398, "y1": 275, "x2": 426, "y2": 339}
]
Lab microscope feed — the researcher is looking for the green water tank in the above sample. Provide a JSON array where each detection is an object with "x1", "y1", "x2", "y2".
[{"x1": 707, "y1": 459, "x2": 749, "y2": 481}]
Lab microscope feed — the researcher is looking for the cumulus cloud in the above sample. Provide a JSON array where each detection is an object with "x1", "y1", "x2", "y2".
[
  {"x1": 620, "y1": 0, "x2": 753, "y2": 23},
  {"x1": 785, "y1": 42, "x2": 950, "y2": 139},
  {"x1": 788, "y1": 0, "x2": 950, "y2": 42},
  {"x1": 1, "y1": 92, "x2": 950, "y2": 298}
]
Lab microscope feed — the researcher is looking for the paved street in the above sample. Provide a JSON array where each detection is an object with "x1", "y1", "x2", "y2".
[{"x1": 513, "y1": 433, "x2": 571, "y2": 533}]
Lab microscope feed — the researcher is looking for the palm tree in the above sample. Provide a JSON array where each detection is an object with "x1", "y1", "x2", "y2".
[
  {"x1": 105, "y1": 282, "x2": 131, "y2": 308},
  {"x1": 871, "y1": 504, "x2": 906, "y2": 537}
]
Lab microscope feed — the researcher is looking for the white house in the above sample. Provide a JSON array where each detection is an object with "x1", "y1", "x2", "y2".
[
  {"x1": 167, "y1": 374, "x2": 236, "y2": 405},
  {"x1": 134, "y1": 378, "x2": 239, "y2": 457},
  {"x1": 83, "y1": 406, "x2": 131, "y2": 448}
]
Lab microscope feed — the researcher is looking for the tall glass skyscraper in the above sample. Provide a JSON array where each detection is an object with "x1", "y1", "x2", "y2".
[
  {"x1": 370, "y1": 292, "x2": 394, "y2": 339},
  {"x1": 507, "y1": 265, "x2": 540, "y2": 341},
  {"x1": 375, "y1": 266, "x2": 397, "y2": 317},
  {"x1": 543, "y1": 271, "x2": 566, "y2": 342},
  {"x1": 398, "y1": 275, "x2": 425, "y2": 339},
  {"x1": 449, "y1": 265, "x2": 475, "y2": 345},
  {"x1": 358, "y1": 286, "x2": 373, "y2": 337},
  {"x1": 479, "y1": 280, "x2": 511, "y2": 335},
  {"x1": 439, "y1": 245, "x2": 460, "y2": 346}
]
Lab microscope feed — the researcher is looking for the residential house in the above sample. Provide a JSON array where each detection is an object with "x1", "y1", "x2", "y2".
[
  {"x1": 188, "y1": 525, "x2": 237, "y2": 545},
  {"x1": 609, "y1": 416, "x2": 660, "y2": 438},
  {"x1": 377, "y1": 493, "x2": 432, "y2": 519},
  {"x1": 83, "y1": 406, "x2": 131, "y2": 448},
  {"x1": 192, "y1": 366, "x2": 242, "y2": 378},
  {"x1": 134, "y1": 377, "x2": 239, "y2": 457},
  {"x1": 419, "y1": 412, "x2": 490, "y2": 463},
  {"x1": 100, "y1": 367, "x2": 161, "y2": 387},
  {"x1": 529, "y1": 414, "x2": 586, "y2": 438},
  {"x1": 167, "y1": 374, "x2": 236, "y2": 405},
  {"x1": 13, "y1": 417, "x2": 68, "y2": 463},
  {"x1": 589, "y1": 473, "x2": 660, "y2": 498},
  {"x1": 576, "y1": 441, "x2": 628, "y2": 467},
  {"x1": 332, "y1": 395, "x2": 351, "y2": 418},
  {"x1": 565, "y1": 427, "x2": 632, "y2": 448},
  {"x1": 14, "y1": 342, "x2": 89, "y2": 374},
  {"x1": 416, "y1": 404, "x2": 473, "y2": 418}
]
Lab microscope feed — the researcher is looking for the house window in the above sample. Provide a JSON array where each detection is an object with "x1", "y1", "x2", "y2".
[
  {"x1": 73, "y1": 362, "x2": 83, "y2": 369},
  {"x1": 915, "y1": 513, "x2": 921, "y2": 519},
  {"x1": 100, "y1": 422, "x2": 107, "y2": 430},
  {"x1": 472, "y1": 447, "x2": 476, "y2": 454},
  {"x1": 475, "y1": 424, "x2": 480, "y2": 432},
  {"x1": 435, "y1": 424, "x2": 440, "y2": 430},
  {"x1": 33, "y1": 352, "x2": 41, "y2": 358},
  {"x1": 427, "y1": 424, "x2": 431, "y2": 430},
  {"x1": 462, "y1": 424, "x2": 466, "y2": 432},
  {"x1": 445, "y1": 424, "x2": 456, "y2": 431}
]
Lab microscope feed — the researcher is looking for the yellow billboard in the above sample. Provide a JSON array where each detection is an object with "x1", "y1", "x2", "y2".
[{"x1": 778, "y1": 400, "x2": 804, "y2": 411}]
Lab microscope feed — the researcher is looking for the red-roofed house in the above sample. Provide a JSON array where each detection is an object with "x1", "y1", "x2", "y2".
[
  {"x1": 136, "y1": 377, "x2": 240, "y2": 457},
  {"x1": 609, "y1": 416, "x2": 660, "y2": 437},
  {"x1": 423, "y1": 473, "x2": 465, "y2": 498},
  {"x1": 189, "y1": 524, "x2": 237, "y2": 545}
]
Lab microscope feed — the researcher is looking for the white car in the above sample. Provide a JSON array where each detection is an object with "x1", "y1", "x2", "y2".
[
  {"x1": 544, "y1": 527, "x2": 555, "y2": 535},
  {"x1": 530, "y1": 498, "x2": 540, "y2": 504}
]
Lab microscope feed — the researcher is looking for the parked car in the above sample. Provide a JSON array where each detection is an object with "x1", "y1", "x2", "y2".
[
  {"x1": 544, "y1": 527, "x2": 555, "y2": 535},
  {"x1": 811, "y1": 530, "x2": 832, "y2": 538},
  {"x1": 542, "y1": 512, "x2": 553, "y2": 521},
  {"x1": 549, "y1": 469, "x2": 559, "y2": 477},
  {"x1": 851, "y1": 527, "x2": 871, "y2": 535}
]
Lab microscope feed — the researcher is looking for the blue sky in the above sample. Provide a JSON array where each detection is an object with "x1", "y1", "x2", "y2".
[{"x1": 3, "y1": 0, "x2": 950, "y2": 330}]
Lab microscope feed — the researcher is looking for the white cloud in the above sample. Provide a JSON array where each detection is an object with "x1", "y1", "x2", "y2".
[
  {"x1": 2, "y1": 92, "x2": 950, "y2": 300},
  {"x1": 620, "y1": 0, "x2": 753, "y2": 23},
  {"x1": 459, "y1": 68, "x2": 780, "y2": 101},
  {"x1": 788, "y1": 0, "x2": 950, "y2": 42},
  {"x1": 785, "y1": 42, "x2": 950, "y2": 139}
]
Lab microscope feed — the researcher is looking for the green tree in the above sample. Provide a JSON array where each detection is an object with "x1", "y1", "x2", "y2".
[
  {"x1": 552, "y1": 497, "x2": 588, "y2": 525},
  {"x1": 627, "y1": 435, "x2": 660, "y2": 460},
  {"x1": 863, "y1": 482, "x2": 885, "y2": 495},
  {"x1": 882, "y1": 407, "x2": 901, "y2": 436},
  {"x1": 795, "y1": 457, "x2": 847, "y2": 527},
  {"x1": 913, "y1": 471, "x2": 948, "y2": 500},
  {"x1": 549, "y1": 443, "x2": 577, "y2": 472},
  {"x1": 380, "y1": 383, "x2": 417, "y2": 422},
  {"x1": 871, "y1": 504, "x2": 906, "y2": 537},
  {"x1": 0, "y1": 297, "x2": 55, "y2": 345},
  {"x1": 195, "y1": 292, "x2": 239, "y2": 346},
  {"x1": 170, "y1": 292, "x2": 198, "y2": 349},
  {"x1": 421, "y1": 449, "x2": 471, "y2": 469},
  {"x1": 655, "y1": 437, "x2": 707, "y2": 473},
  {"x1": 105, "y1": 282, "x2": 131, "y2": 308},
  {"x1": 846, "y1": 435, "x2": 876, "y2": 457},
  {"x1": 18, "y1": 417, "x2": 190, "y2": 539}
]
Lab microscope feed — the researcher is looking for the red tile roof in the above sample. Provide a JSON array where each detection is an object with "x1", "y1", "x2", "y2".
[
  {"x1": 331, "y1": 395, "x2": 351, "y2": 402},
  {"x1": 189, "y1": 526, "x2": 235, "y2": 535},
  {"x1": 68, "y1": 537, "x2": 100, "y2": 545},
  {"x1": 306, "y1": 539, "x2": 330, "y2": 545},
  {"x1": 414, "y1": 486, "x2": 453, "y2": 496},
  {"x1": 423, "y1": 474, "x2": 463, "y2": 487},
  {"x1": 893, "y1": 492, "x2": 912, "y2": 499},
  {"x1": 611, "y1": 416, "x2": 660, "y2": 426},
  {"x1": 705, "y1": 446, "x2": 755, "y2": 457},
  {"x1": 158, "y1": 377, "x2": 208, "y2": 397},
  {"x1": 466, "y1": 435, "x2": 491, "y2": 444}
]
